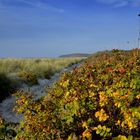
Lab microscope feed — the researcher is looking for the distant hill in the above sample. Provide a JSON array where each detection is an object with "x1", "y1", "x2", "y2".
[{"x1": 59, "y1": 53, "x2": 91, "y2": 58}]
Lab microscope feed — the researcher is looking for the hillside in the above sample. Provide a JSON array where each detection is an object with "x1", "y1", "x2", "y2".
[
  {"x1": 59, "y1": 53, "x2": 91, "y2": 58},
  {"x1": 1, "y1": 49, "x2": 140, "y2": 140}
]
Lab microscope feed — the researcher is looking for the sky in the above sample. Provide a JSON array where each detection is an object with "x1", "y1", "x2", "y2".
[{"x1": 0, "y1": 0, "x2": 140, "y2": 58}]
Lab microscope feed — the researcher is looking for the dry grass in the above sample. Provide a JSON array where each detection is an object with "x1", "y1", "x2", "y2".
[{"x1": 0, "y1": 57, "x2": 84, "y2": 78}]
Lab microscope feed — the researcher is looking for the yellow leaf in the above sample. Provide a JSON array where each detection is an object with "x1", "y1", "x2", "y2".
[{"x1": 118, "y1": 135, "x2": 128, "y2": 140}]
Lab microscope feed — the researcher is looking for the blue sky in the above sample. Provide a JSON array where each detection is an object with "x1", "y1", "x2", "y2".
[{"x1": 0, "y1": 0, "x2": 140, "y2": 57}]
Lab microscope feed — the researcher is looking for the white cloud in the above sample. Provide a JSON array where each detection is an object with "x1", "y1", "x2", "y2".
[
  {"x1": 114, "y1": 1, "x2": 128, "y2": 8},
  {"x1": 96, "y1": 0, "x2": 140, "y2": 8},
  {"x1": 96, "y1": 0, "x2": 119, "y2": 4},
  {"x1": 0, "y1": 0, "x2": 64, "y2": 13},
  {"x1": 21, "y1": 0, "x2": 64, "y2": 12}
]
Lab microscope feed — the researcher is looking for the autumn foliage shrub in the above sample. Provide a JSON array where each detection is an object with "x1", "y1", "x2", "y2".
[{"x1": 15, "y1": 49, "x2": 140, "y2": 140}]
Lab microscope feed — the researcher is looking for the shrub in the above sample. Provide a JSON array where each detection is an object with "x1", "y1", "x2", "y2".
[
  {"x1": 14, "y1": 49, "x2": 140, "y2": 139},
  {"x1": 0, "y1": 73, "x2": 14, "y2": 102},
  {"x1": 18, "y1": 71, "x2": 38, "y2": 85},
  {"x1": 43, "y1": 66, "x2": 55, "y2": 79},
  {"x1": 0, "y1": 117, "x2": 17, "y2": 139}
]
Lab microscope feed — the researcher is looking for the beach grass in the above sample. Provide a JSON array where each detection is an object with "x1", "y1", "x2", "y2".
[{"x1": 0, "y1": 57, "x2": 84, "y2": 78}]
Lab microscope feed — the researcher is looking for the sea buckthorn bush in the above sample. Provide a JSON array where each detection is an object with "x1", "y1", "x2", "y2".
[{"x1": 15, "y1": 49, "x2": 140, "y2": 140}]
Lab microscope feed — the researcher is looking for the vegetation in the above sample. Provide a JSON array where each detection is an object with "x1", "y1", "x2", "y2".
[
  {"x1": 59, "y1": 53, "x2": 90, "y2": 58},
  {"x1": 18, "y1": 71, "x2": 38, "y2": 85},
  {"x1": 13, "y1": 49, "x2": 140, "y2": 139},
  {"x1": 0, "y1": 57, "x2": 83, "y2": 79},
  {"x1": 0, "y1": 73, "x2": 15, "y2": 102},
  {"x1": 0, "y1": 117, "x2": 17, "y2": 140},
  {"x1": 0, "y1": 57, "x2": 83, "y2": 101}
]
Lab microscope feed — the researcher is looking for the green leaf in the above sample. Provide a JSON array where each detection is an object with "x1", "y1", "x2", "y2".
[
  {"x1": 100, "y1": 130, "x2": 105, "y2": 137},
  {"x1": 112, "y1": 137, "x2": 119, "y2": 140},
  {"x1": 66, "y1": 117, "x2": 73, "y2": 125},
  {"x1": 106, "y1": 128, "x2": 111, "y2": 133},
  {"x1": 73, "y1": 100, "x2": 79, "y2": 115},
  {"x1": 87, "y1": 118, "x2": 94, "y2": 124},
  {"x1": 128, "y1": 135, "x2": 133, "y2": 140},
  {"x1": 96, "y1": 129, "x2": 101, "y2": 134}
]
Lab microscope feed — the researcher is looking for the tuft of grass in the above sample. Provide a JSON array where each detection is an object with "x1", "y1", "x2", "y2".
[{"x1": 18, "y1": 71, "x2": 38, "y2": 85}]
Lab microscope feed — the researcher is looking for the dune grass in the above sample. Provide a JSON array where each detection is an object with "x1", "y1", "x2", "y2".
[
  {"x1": 0, "y1": 57, "x2": 84, "y2": 79},
  {"x1": 0, "y1": 57, "x2": 84, "y2": 102}
]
